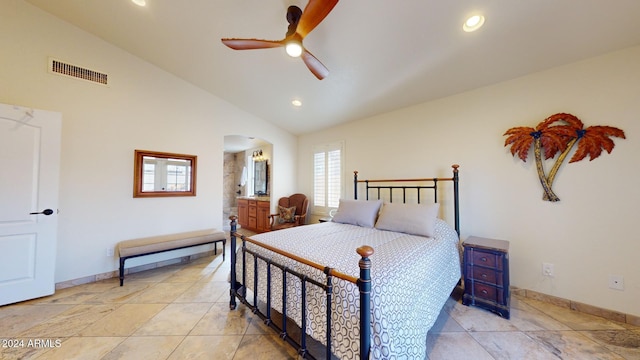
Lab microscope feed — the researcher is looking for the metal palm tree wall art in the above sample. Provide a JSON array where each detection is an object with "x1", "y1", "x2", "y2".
[{"x1": 504, "y1": 113, "x2": 625, "y2": 202}]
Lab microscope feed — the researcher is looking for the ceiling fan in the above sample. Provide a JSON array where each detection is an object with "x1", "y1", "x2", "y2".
[{"x1": 221, "y1": 0, "x2": 339, "y2": 80}]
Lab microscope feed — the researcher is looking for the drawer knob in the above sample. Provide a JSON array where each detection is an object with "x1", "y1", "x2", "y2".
[
  {"x1": 480, "y1": 257, "x2": 488, "y2": 262},
  {"x1": 481, "y1": 289, "x2": 488, "y2": 294},
  {"x1": 481, "y1": 274, "x2": 487, "y2": 279}
]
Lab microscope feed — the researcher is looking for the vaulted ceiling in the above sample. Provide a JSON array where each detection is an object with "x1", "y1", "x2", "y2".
[{"x1": 25, "y1": 0, "x2": 640, "y2": 136}]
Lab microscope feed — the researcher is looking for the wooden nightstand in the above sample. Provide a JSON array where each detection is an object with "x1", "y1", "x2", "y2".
[{"x1": 462, "y1": 236, "x2": 510, "y2": 319}]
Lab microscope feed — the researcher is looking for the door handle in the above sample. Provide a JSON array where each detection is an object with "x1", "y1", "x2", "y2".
[{"x1": 30, "y1": 209, "x2": 54, "y2": 216}]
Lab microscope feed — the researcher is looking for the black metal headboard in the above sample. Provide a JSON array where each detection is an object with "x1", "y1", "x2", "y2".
[{"x1": 353, "y1": 164, "x2": 460, "y2": 236}]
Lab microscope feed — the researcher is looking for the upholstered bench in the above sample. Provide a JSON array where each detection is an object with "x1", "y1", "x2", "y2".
[{"x1": 117, "y1": 228, "x2": 226, "y2": 286}]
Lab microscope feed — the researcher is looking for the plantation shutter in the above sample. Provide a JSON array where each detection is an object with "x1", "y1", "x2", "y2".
[{"x1": 313, "y1": 142, "x2": 343, "y2": 214}]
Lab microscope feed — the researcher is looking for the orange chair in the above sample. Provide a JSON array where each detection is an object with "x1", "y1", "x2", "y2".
[{"x1": 269, "y1": 194, "x2": 309, "y2": 230}]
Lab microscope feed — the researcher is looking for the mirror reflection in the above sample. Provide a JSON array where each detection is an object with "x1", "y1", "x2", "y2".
[
  {"x1": 134, "y1": 150, "x2": 197, "y2": 197},
  {"x1": 254, "y1": 160, "x2": 268, "y2": 195}
]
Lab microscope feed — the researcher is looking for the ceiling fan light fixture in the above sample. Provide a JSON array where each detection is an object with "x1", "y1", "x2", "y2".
[
  {"x1": 285, "y1": 40, "x2": 303, "y2": 58},
  {"x1": 221, "y1": 0, "x2": 336, "y2": 79},
  {"x1": 463, "y1": 15, "x2": 485, "y2": 32},
  {"x1": 131, "y1": 0, "x2": 146, "y2": 7}
]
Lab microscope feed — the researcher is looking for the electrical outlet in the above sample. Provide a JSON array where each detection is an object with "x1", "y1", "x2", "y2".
[
  {"x1": 542, "y1": 263, "x2": 554, "y2": 277},
  {"x1": 609, "y1": 275, "x2": 624, "y2": 290},
  {"x1": 106, "y1": 248, "x2": 114, "y2": 257}
]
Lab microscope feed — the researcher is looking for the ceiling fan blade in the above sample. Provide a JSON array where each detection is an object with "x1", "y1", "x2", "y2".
[
  {"x1": 221, "y1": 38, "x2": 285, "y2": 50},
  {"x1": 296, "y1": 0, "x2": 339, "y2": 38},
  {"x1": 301, "y1": 49, "x2": 329, "y2": 80}
]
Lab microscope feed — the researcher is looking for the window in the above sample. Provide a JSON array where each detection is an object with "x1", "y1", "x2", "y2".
[{"x1": 313, "y1": 142, "x2": 344, "y2": 215}]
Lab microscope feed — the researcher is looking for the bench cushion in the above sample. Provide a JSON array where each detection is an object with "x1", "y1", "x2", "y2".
[{"x1": 118, "y1": 229, "x2": 226, "y2": 258}]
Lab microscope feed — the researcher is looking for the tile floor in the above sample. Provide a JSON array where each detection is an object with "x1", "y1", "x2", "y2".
[{"x1": 1, "y1": 241, "x2": 638, "y2": 360}]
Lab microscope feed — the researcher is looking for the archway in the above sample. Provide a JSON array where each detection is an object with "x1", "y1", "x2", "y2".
[{"x1": 222, "y1": 135, "x2": 272, "y2": 229}]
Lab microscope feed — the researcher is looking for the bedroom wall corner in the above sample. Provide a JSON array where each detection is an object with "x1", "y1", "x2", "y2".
[
  {"x1": 297, "y1": 45, "x2": 640, "y2": 317},
  {"x1": 1, "y1": 0, "x2": 297, "y2": 284}
]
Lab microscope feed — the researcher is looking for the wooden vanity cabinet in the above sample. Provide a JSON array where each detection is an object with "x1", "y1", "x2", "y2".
[
  {"x1": 237, "y1": 199, "x2": 249, "y2": 228},
  {"x1": 256, "y1": 201, "x2": 270, "y2": 232},
  {"x1": 236, "y1": 198, "x2": 270, "y2": 233},
  {"x1": 247, "y1": 200, "x2": 257, "y2": 229}
]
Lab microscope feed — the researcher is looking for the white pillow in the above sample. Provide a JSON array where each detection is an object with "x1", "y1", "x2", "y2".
[
  {"x1": 331, "y1": 199, "x2": 383, "y2": 228},
  {"x1": 374, "y1": 202, "x2": 440, "y2": 237}
]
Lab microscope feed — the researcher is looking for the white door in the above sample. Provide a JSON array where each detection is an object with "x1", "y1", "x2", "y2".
[{"x1": 0, "y1": 103, "x2": 61, "y2": 306}]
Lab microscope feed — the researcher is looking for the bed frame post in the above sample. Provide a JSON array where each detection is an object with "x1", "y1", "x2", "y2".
[
  {"x1": 452, "y1": 164, "x2": 460, "y2": 236},
  {"x1": 229, "y1": 215, "x2": 238, "y2": 310},
  {"x1": 353, "y1": 170, "x2": 359, "y2": 200},
  {"x1": 357, "y1": 245, "x2": 374, "y2": 360}
]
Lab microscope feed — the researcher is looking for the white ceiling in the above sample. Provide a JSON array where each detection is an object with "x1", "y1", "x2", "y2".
[
  {"x1": 222, "y1": 135, "x2": 270, "y2": 153},
  {"x1": 25, "y1": 0, "x2": 640, "y2": 139}
]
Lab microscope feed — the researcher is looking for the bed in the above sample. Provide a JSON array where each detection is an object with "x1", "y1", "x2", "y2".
[{"x1": 229, "y1": 165, "x2": 461, "y2": 359}]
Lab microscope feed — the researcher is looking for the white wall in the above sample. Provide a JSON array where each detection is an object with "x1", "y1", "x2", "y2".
[
  {"x1": 1, "y1": 1, "x2": 297, "y2": 283},
  {"x1": 298, "y1": 46, "x2": 640, "y2": 317}
]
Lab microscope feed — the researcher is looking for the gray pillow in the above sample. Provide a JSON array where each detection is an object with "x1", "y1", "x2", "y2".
[
  {"x1": 375, "y1": 202, "x2": 440, "y2": 237},
  {"x1": 331, "y1": 199, "x2": 383, "y2": 228}
]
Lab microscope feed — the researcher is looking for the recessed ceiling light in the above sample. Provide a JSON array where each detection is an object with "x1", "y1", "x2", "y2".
[
  {"x1": 132, "y1": 0, "x2": 146, "y2": 7},
  {"x1": 463, "y1": 15, "x2": 485, "y2": 32},
  {"x1": 291, "y1": 99, "x2": 302, "y2": 107}
]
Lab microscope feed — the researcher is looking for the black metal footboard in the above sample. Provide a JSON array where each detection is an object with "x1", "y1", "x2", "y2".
[{"x1": 229, "y1": 216, "x2": 372, "y2": 360}]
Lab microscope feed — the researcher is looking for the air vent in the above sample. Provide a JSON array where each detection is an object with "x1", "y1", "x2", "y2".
[{"x1": 48, "y1": 58, "x2": 108, "y2": 85}]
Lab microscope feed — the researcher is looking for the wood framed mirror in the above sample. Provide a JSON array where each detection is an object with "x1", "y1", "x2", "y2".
[
  {"x1": 133, "y1": 150, "x2": 197, "y2": 198},
  {"x1": 254, "y1": 160, "x2": 268, "y2": 195}
]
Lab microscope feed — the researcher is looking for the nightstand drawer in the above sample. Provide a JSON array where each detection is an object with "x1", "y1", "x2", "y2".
[
  {"x1": 471, "y1": 282, "x2": 505, "y2": 304},
  {"x1": 468, "y1": 250, "x2": 503, "y2": 270},
  {"x1": 466, "y1": 265, "x2": 503, "y2": 286}
]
